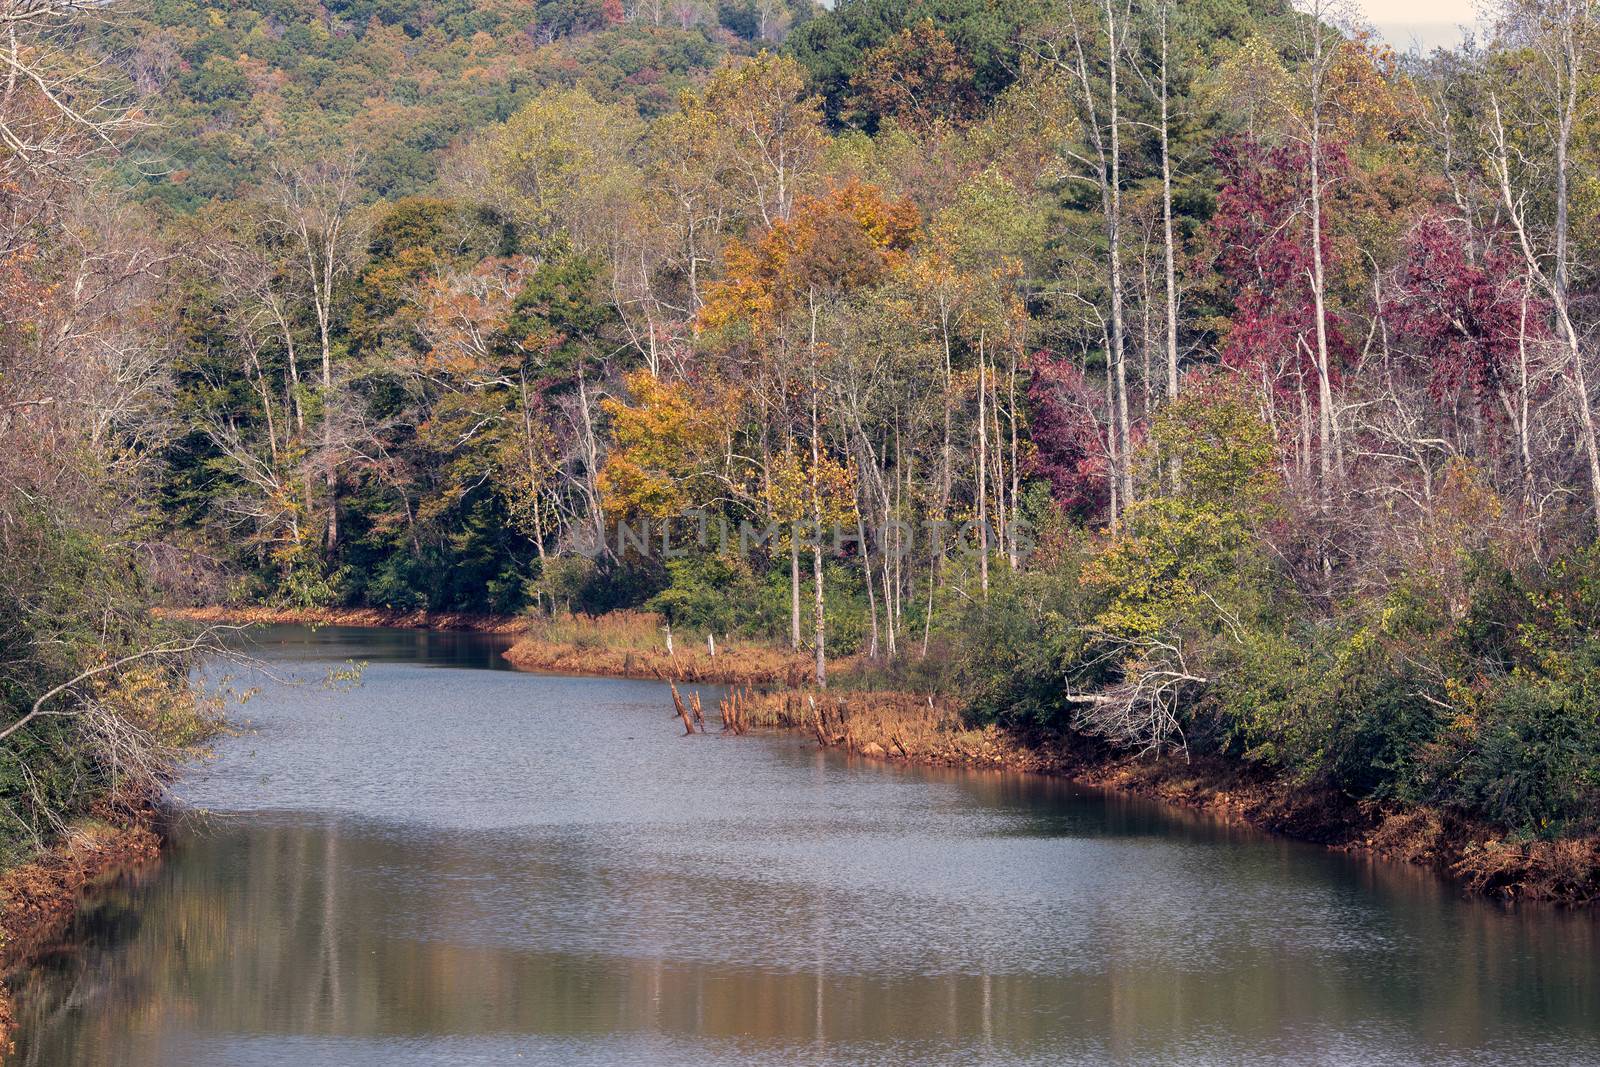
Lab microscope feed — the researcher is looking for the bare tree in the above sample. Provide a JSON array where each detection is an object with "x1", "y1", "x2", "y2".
[
  {"x1": 1483, "y1": 0, "x2": 1600, "y2": 524},
  {"x1": 1037, "y1": 0, "x2": 1137, "y2": 510},
  {"x1": 0, "y1": 0, "x2": 141, "y2": 184},
  {"x1": 265, "y1": 157, "x2": 366, "y2": 552}
]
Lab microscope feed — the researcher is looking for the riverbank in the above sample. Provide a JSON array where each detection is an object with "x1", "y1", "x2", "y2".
[
  {"x1": 156, "y1": 605, "x2": 530, "y2": 634},
  {"x1": 0, "y1": 806, "x2": 164, "y2": 1050},
  {"x1": 683, "y1": 685, "x2": 1600, "y2": 906}
]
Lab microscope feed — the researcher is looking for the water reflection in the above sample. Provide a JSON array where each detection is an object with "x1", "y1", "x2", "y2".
[
  {"x1": 225, "y1": 623, "x2": 519, "y2": 672},
  {"x1": 8, "y1": 628, "x2": 1600, "y2": 1065}
]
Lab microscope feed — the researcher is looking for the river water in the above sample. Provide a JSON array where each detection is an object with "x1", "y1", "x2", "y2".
[{"x1": 6, "y1": 625, "x2": 1599, "y2": 1066}]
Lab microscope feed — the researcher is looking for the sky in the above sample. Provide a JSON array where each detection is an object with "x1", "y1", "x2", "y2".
[{"x1": 1351, "y1": 0, "x2": 1485, "y2": 51}]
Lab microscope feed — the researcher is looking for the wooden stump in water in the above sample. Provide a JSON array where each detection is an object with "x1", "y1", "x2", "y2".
[
  {"x1": 690, "y1": 691, "x2": 705, "y2": 729},
  {"x1": 670, "y1": 682, "x2": 694, "y2": 735}
]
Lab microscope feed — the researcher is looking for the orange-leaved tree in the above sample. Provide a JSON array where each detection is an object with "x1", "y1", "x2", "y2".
[{"x1": 598, "y1": 370, "x2": 744, "y2": 526}]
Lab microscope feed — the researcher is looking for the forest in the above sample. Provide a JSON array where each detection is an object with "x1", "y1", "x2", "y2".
[{"x1": 5, "y1": 0, "x2": 1600, "y2": 877}]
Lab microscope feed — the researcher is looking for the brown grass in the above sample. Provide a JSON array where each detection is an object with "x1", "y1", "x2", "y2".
[
  {"x1": 708, "y1": 687, "x2": 1053, "y2": 766},
  {"x1": 505, "y1": 611, "x2": 820, "y2": 686}
]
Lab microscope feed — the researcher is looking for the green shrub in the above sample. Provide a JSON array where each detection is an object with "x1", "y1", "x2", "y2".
[{"x1": 1451, "y1": 681, "x2": 1600, "y2": 837}]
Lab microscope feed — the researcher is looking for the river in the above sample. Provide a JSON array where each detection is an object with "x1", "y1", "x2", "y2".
[{"x1": 6, "y1": 625, "x2": 1599, "y2": 1065}]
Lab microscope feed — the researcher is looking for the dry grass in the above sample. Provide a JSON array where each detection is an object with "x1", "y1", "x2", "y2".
[
  {"x1": 506, "y1": 611, "x2": 818, "y2": 686},
  {"x1": 708, "y1": 687, "x2": 1042, "y2": 767}
]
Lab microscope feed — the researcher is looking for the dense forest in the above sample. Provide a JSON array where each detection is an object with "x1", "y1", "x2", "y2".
[{"x1": 5, "y1": 0, "x2": 1600, "y2": 867}]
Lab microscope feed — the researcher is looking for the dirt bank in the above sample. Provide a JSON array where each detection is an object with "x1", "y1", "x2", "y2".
[{"x1": 157, "y1": 604, "x2": 529, "y2": 634}]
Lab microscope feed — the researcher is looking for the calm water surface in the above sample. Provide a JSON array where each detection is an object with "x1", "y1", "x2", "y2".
[{"x1": 7, "y1": 625, "x2": 1599, "y2": 1065}]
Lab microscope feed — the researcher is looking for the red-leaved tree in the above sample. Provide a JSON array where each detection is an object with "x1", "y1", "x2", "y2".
[
  {"x1": 1386, "y1": 212, "x2": 1550, "y2": 505},
  {"x1": 1025, "y1": 350, "x2": 1108, "y2": 517},
  {"x1": 1388, "y1": 213, "x2": 1545, "y2": 416},
  {"x1": 1207, "y1": 136, "x2": 1353, "y2": 397}
]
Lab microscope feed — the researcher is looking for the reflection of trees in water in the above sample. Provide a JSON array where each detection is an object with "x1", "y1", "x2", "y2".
[{"x1": 8, "y1": 820, "x2": 1600, "y2": 1064}]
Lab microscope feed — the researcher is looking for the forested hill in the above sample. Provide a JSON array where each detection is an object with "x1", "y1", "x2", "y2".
[
  {"x1": 109, "y1": 0, "x2": 808, "y2": 209},
  {"x1": 154, "y1": 0, "x2": 1291, "y2": 615},
  {"x1": 8, "y1": 0, "x2": 1600, "y2": 860}
]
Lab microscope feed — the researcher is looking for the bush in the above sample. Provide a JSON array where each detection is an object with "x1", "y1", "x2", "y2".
[
  {"x1": 1451, "y1": 681, "x2": 1600, "y2": 837},
  {"x1": 529, "y1": 554, "x2": 664, "y2": 616},
  {"x1": 955, "y1": 560, "x2": 1095, "y2": 730},
  {"x1": 646, "y1": 554, "x2": 759, "y2": 634}
]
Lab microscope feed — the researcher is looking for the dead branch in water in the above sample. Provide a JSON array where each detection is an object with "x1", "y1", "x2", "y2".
[
  {"x1": 719, "y1": 688, "x2": 749, "y2": 734},
  {"x1": 670, "y1": 682, "x2": 694, "y2": 735}
]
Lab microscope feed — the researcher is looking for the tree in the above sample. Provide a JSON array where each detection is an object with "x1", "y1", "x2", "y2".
[
  {"x1": 1026, "y1": 350, "x2": 1110, "y2": 517},
  {"x1": 486, "y1": 86, "x2": 644, "y2": 247},
  {"x1": 700, "y1": 179, "x2": 918, "y2": 679},
  {"x1": 598, "y1": 370, "x2": 742, "y2": 521},
  {"x1": 1481, "y1": 0, "x2": 1600, "y2": 525},
  {"x1": 694, "y1": 51, "x2": 825, "y2": 227},
  {"x1": 1387, "y1": 213, "x2": 1548, "y2": 509},
  {"x1": 1034, "y1": 0, "x2": 1136, "y2": 518},
  {"x1": 1075, "y1": 379, "x2": 1282, "y2": 754},
  {"x1": 1204, "y1": 135, "x2": 1353, "y2": 495},
  {"x1": 848, "y1": 18, "x2": 984, "y2": 133}
]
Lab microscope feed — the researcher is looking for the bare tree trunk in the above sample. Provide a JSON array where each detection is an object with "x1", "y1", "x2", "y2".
[
  {"x1": 1300, "y1": 1, "x2": 1340, "y2": 515},
  {"x1": 1007, "y1": 343, "x2": 1020, "y2": 569},
  {"x1": 576, "y1": 364, "x2": 607, "y2": 555},
  {"x1": 937, "y1": 295, "x2": 954, "y2": 579},
  {"x1": 1548, "y1": 22, "x2": 1600, "y2": 524},
  {"x1": 519, "y1": 372, "x2": 547, "y2": 562},
  {"x1": 1105, "y1": 0, "x2": 1134, "y2": 510},
  {"x1": 790, "y1": 530, "x2": 802, "y2": 650},
  {"x1": 1105, "y1": 344, "x2": 1119, "y2": 533},
  {"x1": 1308, "y1": 126, "x2": 1335, "y2": 513},
  {"x1": 808, "y1": 297, "x2": 826, "y2": 688},
  {"x1": 860, "y1": 508, "x2": 879, "y2": 659},
  {"x1": 1159, "y1": 0, "x2": 1180, "y2": 406},
  {"x1": 1489, "y1": 81, "x2": 1600, "y2": 523},
  {"x1": 318, "y1": 305, "x2": 338, "y2": 552},
  {"x1": 977, "y1": 332, "x2": 989, "y2": 597}
]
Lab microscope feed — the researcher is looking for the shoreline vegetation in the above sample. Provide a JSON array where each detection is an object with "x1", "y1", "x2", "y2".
[
  {"x1": 503, "y1": 610, "x2": 821, "y2": 685},
  {"x1": 0, "y1": 807, "x2": 164, "y2": 1048},
  {"x1": 0, "y1": 663, "x2": 215, "y2": 1051},
  {"x1": 511, "y1": 611, "x2": 1597, "y2": 906},
  {"x1": 692, "y1": 684, "x2": 1600, "y2": 907}
]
